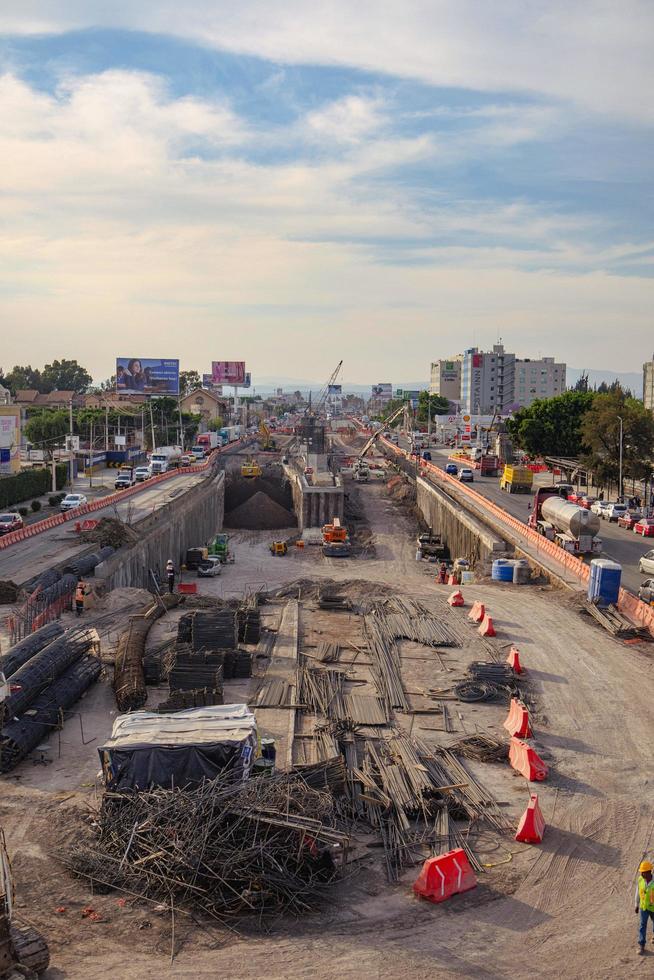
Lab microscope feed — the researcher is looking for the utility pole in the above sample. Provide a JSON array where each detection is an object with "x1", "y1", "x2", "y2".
[
  {"x1": 617, "y1": 415, "x2": 624, "y2": 502},
  {"x1": 149, "y1": 401, "x2": 156, "y2": 452},
  {"x1": 68, "y1": 399, "x2": 74, "y2": 488},
  {"x1": 89, "y1": 419, "x2": 94, "y2": 488},
  {"x1": 105, "y1": 402, "x2": 109, "y2": 452}
]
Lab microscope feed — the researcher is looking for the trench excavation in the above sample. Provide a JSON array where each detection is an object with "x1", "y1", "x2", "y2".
[{"x1": 223, "y1": 470, "x2": 297, "y2": 530}]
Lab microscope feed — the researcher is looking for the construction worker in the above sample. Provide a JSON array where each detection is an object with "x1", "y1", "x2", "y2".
[
  {"x1": 635, "y1": 860, "x2": 654, "y2": 953},
  {"x1": 166, "y1": 559, "x2": 175, "y2": 594},
  {"x1": 74, "y1": 578, "x2": 87, "y2": 617},
  {"x1": 438, "y1": 561, "x2": 448, "y2": 584}
]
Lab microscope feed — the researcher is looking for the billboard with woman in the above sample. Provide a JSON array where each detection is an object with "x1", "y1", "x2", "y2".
[{"x1": 116, "y1": 358, "x2": 180, "y2": 395}]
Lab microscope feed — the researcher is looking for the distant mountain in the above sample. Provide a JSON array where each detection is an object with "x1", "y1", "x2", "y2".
[
  {"x1": 567, "y1": 368, "x2": 643, "y2": 395},
  {"x1": 251, "y1": 377, "x2": 428, "y2": 396}
]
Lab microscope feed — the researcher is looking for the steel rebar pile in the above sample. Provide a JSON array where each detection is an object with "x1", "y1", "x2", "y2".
[
  {"x1": 316, "y1": 641, "x2": 341, "y2": 663},
  {"x1": 169, "y1": 656, "x2": 224, "y2": 692},
  {"x1": 297, "y1": 664, "x2": 348, "y2": 721},
  {"x1": 191, "y1": 610, "x2": 238, "y2": 652},
  {"x1": 447, "y1": 733, "x2": 508, "y2": 763},
  {"x1": 238, "y1": 607, "x2": 261, "y2": 644},
  {"x1": 3, "y1": 628, "x2": 97, "y2": 717},
  {"x1": 0, "y1": 655, "x2": 101, "y2": 772},
  {"x1": 0, "y1": 622, "x2": 65, "y2": 679},
  {"x1": 155, "y1": 687, "x2": 224, "y2": 713},
  {"x1": 66, "y1": 773, "x2": 349, "y2": 921},
  {"x1": 114, "y1": 615, "x2": 158, "y2": 712}
]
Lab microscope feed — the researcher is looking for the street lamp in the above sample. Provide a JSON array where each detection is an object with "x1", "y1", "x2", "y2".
[{"x1": 617, "y1": 415, "x2": 623, "y2": 501}]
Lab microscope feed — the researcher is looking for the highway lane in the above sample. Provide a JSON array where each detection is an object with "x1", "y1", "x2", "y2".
[
  {"x1": 0, "y1": 468, "x2": 210, "y2": 585},
  {"x1": 395, "y1": 438, "x2": 652, "y2": 595}
]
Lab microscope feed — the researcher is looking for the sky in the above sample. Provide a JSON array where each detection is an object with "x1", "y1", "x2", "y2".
[{"x1": 1, "y1": 2, "x2": 653, "y2": 385}]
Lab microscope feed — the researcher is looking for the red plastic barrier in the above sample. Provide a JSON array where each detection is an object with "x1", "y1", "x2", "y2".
[
  {"x1": 177, "y1": 583, "x2": 197, "y2": 595},
  {"x1": 468, "y1": 601, "x2": 485, "y2": 623},
  {"x1": 506, "y1": 646, "x2": 523, "y2": 673},
  {"x1": 503, "y1": 698, "x2": 532, "y2": 738},
  {"x1": 413, "y1": 847, "x2": 477, "y2": 904},
  {"x1": 509, "y1": 737, "x2": 548, "y2": 781},
  {"x1": 447, "y1": 574, "x2": 457, "y2": 585},
  {"x1": 515, "y1": 794, "x2": 546, "y2": 843},
  {"x1": 478, "y1": 614, "x2": 496, "y2": 637},
  {"x1": 448, "y1": 590, "x2": 464, "y2": 607}
]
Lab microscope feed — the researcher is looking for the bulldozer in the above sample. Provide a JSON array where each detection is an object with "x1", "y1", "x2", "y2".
[
  {"x1": 241, "y1": 456, "x2": 263, "y2": 479},
  {"x1": 1, "y1": 828, "x2": 49, "y2": 978},
  {"x1": 269, "y1": 541, "x2": 288, "y2": 556}
]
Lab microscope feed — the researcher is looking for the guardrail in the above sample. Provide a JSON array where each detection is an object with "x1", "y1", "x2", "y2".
[
  {"x1": 0, "y1": 440, "x2": 243, "y2": 553},
  {"x1": 380, "y1": 437, "x2": 654, "y2": 638}
]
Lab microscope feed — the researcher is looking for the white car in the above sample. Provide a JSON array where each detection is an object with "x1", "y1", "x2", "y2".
[
  {"x1": 639, "y1": 550, "x2": 654, "y2": 576},
  {"x1": 134, "y1": 466, "x2": 150, "y2": 482},
  {"x1": 60, "y1": 493, "x2": 88, "y2": 512},
  {"x1": 197, "y1": 556, "x2": 222, "y2": 577},
  {"x1": 458, "y1": 468, "x2": 474, "y2": 483},
  {"x1": 590, "y1": 501, "x2": 611, "y2": 517},
  {"x1": 605, "y1": 502, "x2": 628, "y2": 522}
]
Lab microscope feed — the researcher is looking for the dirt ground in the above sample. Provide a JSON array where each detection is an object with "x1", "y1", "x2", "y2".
[{"x1": 2, "y1": 459, "x2": 654, "y2": 978}]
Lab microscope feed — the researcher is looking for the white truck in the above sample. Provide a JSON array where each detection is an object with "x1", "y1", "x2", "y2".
[{"x1": 148, "y1": 446, "x2": 183, "y2": 475}]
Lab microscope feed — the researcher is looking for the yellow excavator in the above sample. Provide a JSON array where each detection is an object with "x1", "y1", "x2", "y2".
[
  {"x1": 241, "y1": 456, "x2": 262, "y2": 479},
  {"x1": 258, "y1": 420, "x2": 276, "y2": 451}
]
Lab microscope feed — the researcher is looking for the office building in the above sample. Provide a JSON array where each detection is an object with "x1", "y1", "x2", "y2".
[
  {"x1": 460, "y1": 344, "x2": 565, "y2": 414},
  {"x1": 644, "y1": 356, "x2": 654, "y2": 412},
  {"x1": 429, "y1": 358, "x2": 462, "y2": 400}
]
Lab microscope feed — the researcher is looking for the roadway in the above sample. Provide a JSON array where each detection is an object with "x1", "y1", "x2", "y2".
[
  {"x1": 0, "y1": 468, "x2": 210, "y2": 586},
  {"x1": 395, "y1": 437, "x2": 653, "y2": 595}
]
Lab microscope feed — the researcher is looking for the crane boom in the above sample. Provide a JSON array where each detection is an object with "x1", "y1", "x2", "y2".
[
  {"x1": 358, "y1": 404, "x2": 406, "y2": 459},
  {"x1": 311, "y1": 360, "x2": 343, "y2": 415}
]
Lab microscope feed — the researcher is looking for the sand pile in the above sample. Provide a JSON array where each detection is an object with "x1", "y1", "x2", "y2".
[{"x1": 224, "y1": 491, "x2": 296, "y2": 530}]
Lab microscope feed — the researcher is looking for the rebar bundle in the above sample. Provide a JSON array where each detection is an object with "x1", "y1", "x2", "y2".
[
  {"x1": 66, "y1": 773, "x2": 349, "y2": 921},
  {"x1": 114, "y1": 617, "x2": 154, "y2": 712},
  {"x1": 0, "y1": 622, "x2": 64, "y2": 679},
  {"x1": 4, "y1": 628, "x2": 97, "y2": 717}
]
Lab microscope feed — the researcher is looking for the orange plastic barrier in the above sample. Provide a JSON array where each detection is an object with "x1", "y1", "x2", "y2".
[
  {"x1": 413, "y1": 847, "x2": 477, "y2": 904},
  {"x1": 447, "y1": 574, "x2": 457, "y2": 586},
  {"x1": 506, "y1": 646, "x2": 523, "y2": 673},
  {"x1": 503, "y1": 698, "x2": 532, "y2": 738},
  {"x1": 509, "y1": 737, "x2": 548, "y2": 781},
  {"x1": 515, "y1": 794, "x2": 546, "y2": 843},
  {"x1": 177, "y1": 583, "x2": 197, "y2": 595},
  {"x1": 478, "y1": 614, "x2": 496, "y2": 637},
  {"x1": 448, "y1": 590, "x2": 464, "y2": 607},
  {"x1": 468, "y1": 601, "x2": 485, "y2": 623}
]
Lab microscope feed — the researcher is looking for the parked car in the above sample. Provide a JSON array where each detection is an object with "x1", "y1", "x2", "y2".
[
  {"x1": 445, "y1": 463, "x2": 458, "y2": 475},
  {"x1": 591, "y1": 500, "x2": 611, "y2": 517},
  {"x1": 421, "y1": 450, "x2": 432, "y2": 461},
  {"x1": 459, "y1": 468, "x2": 474, "y2": 483},
  {"x1": 634, "y1": 517, "x2": 654, "y2": 537},
  {"x1": 0, "y1": 512, "x2": 24, "y2": 535},
  {"x1": 617, "y1": 511, "x2": 642, "y2": 529},
  {"x1": 197, "y1": 557, "x2": 222, "y2": 577},
  {"x1": 60, "y1": 493, "x2": 88, "y2": 512},
  {"x1": 639, "y1": 550, "x2": 654, "y2": 575},
  {"x1": 134, "y1": 466, "x2": 150, "y2": 482},
  {"x1": 638, "y1": 579, "x2": 654, "y2": 604},
  {"x1": 605, "y1": 502, "x2": 628, "y2": 522},
  {"x1": 578, "y1": 496, "x2": 596, "y2": 510},
  {"x1": 114, "y1": 473, "x2": 135, "y2": 490}
]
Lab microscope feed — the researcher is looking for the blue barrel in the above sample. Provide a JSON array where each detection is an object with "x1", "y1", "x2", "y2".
[
  {"x1": 492, "y1": 558, "x2": 514, "y2": 582},
  {"x1": 588, "y1": 559, "x2": 622, "y2": 606}
]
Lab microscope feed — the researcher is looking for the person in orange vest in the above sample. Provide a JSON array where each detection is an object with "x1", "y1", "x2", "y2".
[
  {"x1": 75, "y1": 577, "x2": 87, "y2": 617},
  {"x1": 635, "y1": 860, "x2": 654, "y2": 954}
]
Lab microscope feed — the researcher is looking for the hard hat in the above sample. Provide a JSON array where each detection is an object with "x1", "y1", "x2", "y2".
[{"x1": 639, "y1": 861, "x2": 653, "y2": 873}]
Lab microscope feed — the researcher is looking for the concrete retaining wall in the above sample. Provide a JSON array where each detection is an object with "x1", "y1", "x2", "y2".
[
  {"x1": 284, "y1": 465, "x2": 344, "y2": 530},
  {"x1": 416, "y1": 477, "x2": 510, "y2": 568},
  {"x1": 95, "y1": 470, "x2": 225, "y2": 591}
]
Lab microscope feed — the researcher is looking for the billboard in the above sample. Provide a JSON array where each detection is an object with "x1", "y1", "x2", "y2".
[
  {"x1": 327, "y1": 384, "x2": 342, "y2": 395},
  {"x1": 372, "y1": 383, "x2": 392, "y2": 403},
  {"x1": 212, "y1": 361, "x2": 246, "y2": 385},
  {"x1": 0, "y1": 407, "x2": 21, "y2": 475},
  {"x1": 116, "y1": 358, "x2": 179, "y2": 395}
]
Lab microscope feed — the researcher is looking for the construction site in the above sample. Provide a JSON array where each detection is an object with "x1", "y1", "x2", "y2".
[{"x1": 0, "y1": 414, "x2": 653, "y2": 980}]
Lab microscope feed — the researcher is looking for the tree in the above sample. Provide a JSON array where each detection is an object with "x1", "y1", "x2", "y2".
[
  {"x1": 417, "y1": 391, "x2": 449, "y2": 423},
  {"x1": 179, "y1": 370, "x2": 201, "y2": 396},
  {"x1": 506, "y1": 390, "x2": 596, "y2": 457},
  {"x1": 580, "y1": 387, "x2": 654, "y2": 494},
  {"x1": 24, "y1": 410, "x2": 69, "y2": 458},
  {"x1": 41, "y1": 359, "x2": 92, "y2": 393},
  {"x1": 207, "y1": 417, "x2": 224, "y2": 431},
  {"x1": 571, "y1": 372, "x2": 589, "y2": 393},
  {"x1": 3, "y1": 365, "x2": 44, "y2": 394}
]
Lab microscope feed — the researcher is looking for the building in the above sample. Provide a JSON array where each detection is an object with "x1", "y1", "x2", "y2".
[
  {"x1": 429, "y1": 358, "x2": 462, "y2": 400},
  {"x1": 81, "y1": 392, "x2": 146, "y2": 410},
  {"x1": 644, "y1": 356, "x2": 654, "y2": 412},
  {"x1": 13, "y1": 389, "x2": 79, "y2": 410},
  {"x1": 460, "y1": 344, "x2": 565, "y2": 414},
  {"x1": 179, "y1": 388, "x2": 228, "y2": 426}
]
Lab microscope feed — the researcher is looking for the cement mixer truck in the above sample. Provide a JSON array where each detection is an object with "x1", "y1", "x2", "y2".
[{"x1": 529, "y1": 486, "x2": 602, "y2": 555}]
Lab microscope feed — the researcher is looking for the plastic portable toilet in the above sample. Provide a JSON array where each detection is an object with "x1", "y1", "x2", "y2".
[{"x1": 587, "y1": 558, "x2": 621, "y2": 606}]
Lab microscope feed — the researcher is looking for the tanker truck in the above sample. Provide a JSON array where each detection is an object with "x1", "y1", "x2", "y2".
[{"x1": 529, "y1": 486, "x2": 602, "y2": 555}]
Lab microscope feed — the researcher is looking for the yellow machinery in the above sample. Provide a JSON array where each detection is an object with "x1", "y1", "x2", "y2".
[
  {"x1": 258, "y1": 420, "x2": 276, "y2": 450},
  {"x1": 241, "y1": 456, "x2": 262, "y2": 479},
  {"x1": 270, "y1": 541, "x2": 288, "y2": 556}
]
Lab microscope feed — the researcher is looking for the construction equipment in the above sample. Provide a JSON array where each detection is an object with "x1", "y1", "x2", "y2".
[
  {"x1": 208, "y1": 533, "x2": 234, "y2": 563},
  {"x1": 258, "y1": 420, "x2": 276, "y2": 451},
  {"x1": 241, "y1": 456, "x2": 262, "y2": 479},
  {"x1": 1, "y1": 829, "x2": 49, "y2": 977},
  {"x1": 322, "y1": 517, "x2": 348, "y2": 543},
  {"x1": 353, "y1": 460, "x2": 370, "y2": 482},
  {"x1": 322, "y1": 516, "x2": 351, "y2": 557},
  {"x1": 270, "y1": 541, "x2": 288, "y2": 556},
  {"x1": 499, "y1": 464, "x2": 533, "y2": 494},
  {"x1": 358, "y1": 404, "x2": 406, "y2": 461}
]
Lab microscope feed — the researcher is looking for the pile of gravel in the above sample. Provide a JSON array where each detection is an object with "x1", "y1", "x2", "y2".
[{"x1": 223, "y1": 491, "x2": 296, "y2": 530}]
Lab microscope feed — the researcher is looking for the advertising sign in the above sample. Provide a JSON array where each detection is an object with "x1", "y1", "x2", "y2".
[
  {"x1": 0, "y1": 407, "x2": 20, "y2": 474},
  {"x1": 212, "y1": 361, "x2": 246, "y2": 385},
  {"x1": 372, "y1": 383, "x2": 392, "y2": 404},
  {"x1": 116, "y1": 357, "x2": 180, "y2": 396},
  {"x1": 327, "y1": 384, "x2": 342, "y2": 395}
]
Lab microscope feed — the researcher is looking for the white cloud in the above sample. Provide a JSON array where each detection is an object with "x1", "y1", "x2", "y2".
[{"x1": 2, "y1": 2, "x2": 654, "y2": 121}]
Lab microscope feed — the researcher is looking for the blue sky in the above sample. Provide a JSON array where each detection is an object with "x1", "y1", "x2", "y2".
[{"x1": 0, "y1": 4, "x2": 653, "y2": 383}]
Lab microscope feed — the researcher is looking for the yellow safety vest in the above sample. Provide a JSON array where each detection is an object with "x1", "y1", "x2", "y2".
[{"x1": 638, "y1": 876, "x2": 654, "y2": 911}]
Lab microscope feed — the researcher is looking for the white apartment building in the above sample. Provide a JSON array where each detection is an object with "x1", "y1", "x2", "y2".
[
  {"x1": 429, "y1": 358, "x2": 462, "y2": 400},
  {"x1": 461, "y1": 344, "x2": 565, "y2": 414}
]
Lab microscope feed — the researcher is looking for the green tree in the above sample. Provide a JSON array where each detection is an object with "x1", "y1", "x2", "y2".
[
  {"x1": 207, "y1": 417, "x2": 224, "y2": 431},
  {"x1": 571, "y1": 372, "x2": 589, "y2": 393},
  {"x1": 417, "y1": 391, "x2": 449, "y2": 423},
  {"x1": 41, "y1": 359, "x2": 92, "y2": 393},
  {"x1": 507, "y1": 390, "x2": 596, "y2": 457},
  {"x1": 179, "y1": 370, "x2": 201, "y2": 396},
  {"x1": 24, "y1": 410, "x2": 69, "y2": 458},
  {"x1": 3, "y1": 365, "x2": 44, "y2": 394},
  {"x1": 580, "y1": 388, "x2": 654, "y2": 494}
]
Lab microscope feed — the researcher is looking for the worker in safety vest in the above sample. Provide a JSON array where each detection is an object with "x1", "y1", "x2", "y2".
[
  {"x1": 166, "y1": 559, "x2": 175, "y2": 594},
  {"x1": 635, "y1": 860, "x2": 654, "y2": 953},
  {"x1": 75, "y1": 578, "x2": 87, "y2": 617}
]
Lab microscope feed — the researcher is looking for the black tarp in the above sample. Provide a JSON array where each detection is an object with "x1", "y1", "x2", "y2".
[{"x1": 99, "y1": 740, "x2": 253, "y2": 791}]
